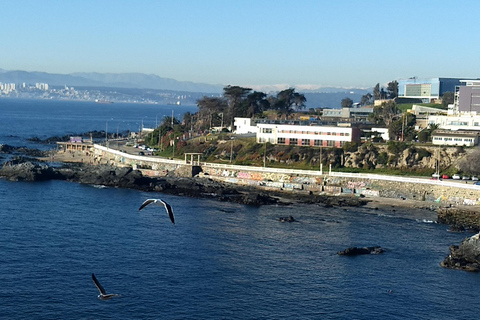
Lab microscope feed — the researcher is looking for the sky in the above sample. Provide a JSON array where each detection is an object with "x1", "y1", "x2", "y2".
[{"x1": 1, "y1": 0, "x2": 480, "y2": 90}]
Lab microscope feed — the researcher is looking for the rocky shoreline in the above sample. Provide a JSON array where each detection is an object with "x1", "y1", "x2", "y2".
[
  {"x1": 0, "y1": 155, "x2": 369, "y2": 207},
  {"x1": 3, "y1": 144, "x2": 480, "y2": 272}
]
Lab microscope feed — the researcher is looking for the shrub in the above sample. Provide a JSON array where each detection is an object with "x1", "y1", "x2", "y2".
[
  {"x1": 377, "y1": 152, "x2": 389, "y2": 165},
  {"x1": 387, "y1": 141, "x2": 408, "y2": 154}
]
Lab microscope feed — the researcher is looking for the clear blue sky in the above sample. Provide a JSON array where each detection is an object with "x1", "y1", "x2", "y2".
[{"x1": 1, "y1": 0, "x2": 479, "y2": 89}]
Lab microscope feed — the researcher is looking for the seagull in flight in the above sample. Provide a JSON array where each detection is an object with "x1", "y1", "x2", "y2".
[
  {"x1": 91, "y1": 273, "x2": 120, "y2": 300},
  {"x1": 139, "y1": 199, "x2": 175, "y2": 224}
]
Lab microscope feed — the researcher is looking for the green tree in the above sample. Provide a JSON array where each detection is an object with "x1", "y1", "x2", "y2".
[
  {"x1": 360, "y1": 93, "x2": 373, "y2": 106},
  {"x1": 442, "y1": 91, "x2": 454, "y2": 109},
  {"x1": 389, "y1": 113, "x2": 415, "y2": 141},
  {"x1": 387, "y1": 80, "x2": 399, "y2": 99},
  {"x1": 341, "y1": 97, "x2": 353, "y2": 108},
  {"x1": 246, "y1": 91, "x2": 270, "y2": 117},
  {"x1": 417, "y1": 130, "x2": 429, "y2": 143},
  {"x1": 370, "y1": 100, "x2": 400, "y2": 127},
  {"x1": 196, "y1": 96, "x2": 227, "y2": 130},
  {"x1": 373, "y1": 83, "x2": 381, "y2": 100},
  {"x1": 273, "y1": 88, "x2": 306, "y2": 119},
  {"x1": 223, "y1": 85, "x2": 252, "y2": 126}
]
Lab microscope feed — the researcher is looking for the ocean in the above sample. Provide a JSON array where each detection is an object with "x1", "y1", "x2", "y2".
[{"x1": 0, "y1": 98, "x2": 478, "y2": 319}]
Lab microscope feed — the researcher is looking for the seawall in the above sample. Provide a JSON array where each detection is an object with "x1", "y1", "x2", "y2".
[{"x1": 92, "y1": 145, "x2": 480, "y2": 207}]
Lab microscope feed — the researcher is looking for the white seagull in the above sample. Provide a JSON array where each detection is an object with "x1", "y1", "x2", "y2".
[
  {"x1": 91, "y1": 273, "x2": 120, "y2": 300},
  {"x1": 139, "y1": 199, "x2": 175, "y2": 224}
]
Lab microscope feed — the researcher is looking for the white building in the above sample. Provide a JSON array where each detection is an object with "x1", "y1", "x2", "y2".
[
  {"x1": 431, "y1": 129, "x2": 479, "y2": 147},
  {"x1": 427, "y1": 113, "x2": 480, "y2": 131},
  {"x1": 371, "y1": 128, "x2": 389, "y2": 141},
  {"x1": 256, "y1": 123, "x2": 361, "y2": 147},
  {"x1": 233, "y1": 118, "x2": 257, "y2": 134}
]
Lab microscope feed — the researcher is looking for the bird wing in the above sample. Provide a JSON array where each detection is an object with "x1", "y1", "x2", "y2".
[
  {"x1": 160, "y1": 200, "x2": 175, "y2": 224},
  {"x1": 91, "y1": 273, "x2": 107, "y2": 295},
  {"x1": 139, "y1": 199, "x2": 156, "y2": 211}
]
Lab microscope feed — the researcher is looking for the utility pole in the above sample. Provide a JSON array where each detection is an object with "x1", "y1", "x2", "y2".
[
  {"x1": 263, "y1": 141, "x2": 267, "y2": 167},
  {"x1": 320, "y1": 144, "x2": 323, "y2": 174}
]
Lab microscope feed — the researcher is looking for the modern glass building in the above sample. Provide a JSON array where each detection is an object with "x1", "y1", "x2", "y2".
[{"x1": 397, "y1": 77, "x2": 463, "y2": 103}]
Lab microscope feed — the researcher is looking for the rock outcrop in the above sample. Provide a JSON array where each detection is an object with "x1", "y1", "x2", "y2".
[
  {"x1": 441, "y1": 233, "x2": 480, "y2": 272},
  {"x1": 437, "y1": 207, "x2": 480, "y2": 233},
  {"x1": 337, "y1": 246, "x2": 385, "y2": 256},
  {"x1": 0, "y1": 158, "x2": 369, "y2": 208}
]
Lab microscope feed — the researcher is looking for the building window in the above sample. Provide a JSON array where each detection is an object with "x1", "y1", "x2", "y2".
[
  {"x1": 302, "y1": 139, "x2": 310, "y2": 146},
  {"x1": 314, "y1": 139, "x2": 323, "y2": 146},
  {"x1": 277, "y1": 137, "x2": 286, "y2": 144},
  {"x1": 327, "y1": 140, "x2": 335, "y2": 147},
  {"x1": 290, "y1": 138, "x2": 298, "y2": 145},
  {"x1": 262, "y1": 128, "x2": 272, "y2": 134}
]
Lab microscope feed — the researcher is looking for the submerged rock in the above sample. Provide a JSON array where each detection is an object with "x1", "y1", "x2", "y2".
[
  {"x1": 441, "y1": 233, "x2": 480, "y2": 272},
  {"x1": 279, "y1": 216, "x2": 296, "y2": 223},
  {"x1": 337, "y1": 246, "x2": 385, "y2": 256}
]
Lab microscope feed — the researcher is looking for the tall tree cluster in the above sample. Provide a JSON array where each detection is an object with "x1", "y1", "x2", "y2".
[{"x1": 193, "y1": 86, "x2": 306, "y2": 131}]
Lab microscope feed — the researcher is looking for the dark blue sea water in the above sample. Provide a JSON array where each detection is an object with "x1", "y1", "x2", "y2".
[
  {"x1": 0, "y1": 99, "x2": 479, "y2": 319},
  {"x1": 0, "y1": 98, "x2": 197, "y2": 150}
]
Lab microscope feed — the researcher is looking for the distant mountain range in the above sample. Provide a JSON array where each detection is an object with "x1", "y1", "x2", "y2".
[
  {"x1": 0, "y1": 69, "x2": 224, "y2": 93},
  {"x1": 0, "y1": 68, "x2": 372, "y2": 107}
]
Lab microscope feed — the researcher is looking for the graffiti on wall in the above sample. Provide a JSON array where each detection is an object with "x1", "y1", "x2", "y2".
[
  {"x1": 347, "y1": 181, "x2": 366, "y2": 190},
  {"x1": 360, "y1": 189, "x2": 380, "y2": 197},
  {"x1": 463, "y1": 198, "x2": 477, "y2": 206}
]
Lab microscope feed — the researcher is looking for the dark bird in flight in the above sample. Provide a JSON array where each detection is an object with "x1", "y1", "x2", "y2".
[
  {"x1": 139, "y1": 199, "x2": 175, "y2": 224},
  {"x1": 91, "y1": 273, "x2": 120, "y2": 300}
]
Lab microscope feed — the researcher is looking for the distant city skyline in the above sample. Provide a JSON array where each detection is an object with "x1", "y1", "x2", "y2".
[{"x1": 2, "y1": 0, "x2": 479, "y2": 89}]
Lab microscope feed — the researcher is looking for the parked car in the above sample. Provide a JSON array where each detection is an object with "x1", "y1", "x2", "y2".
[
  {"x1": 462, "y1": 175, "x2": 470, "y2": 180},
  {"x1": 442, "y1": 174, "x2": 450, "y2": 179},
  {"x1": 138, "y1": 151, "x2": 145, "y2": 156},
  {"x1": 431, "y1": 173, "x2": 440, "y2": 179},
  {"x1": 475, "y1": 181, "x2": 480, "y2": 186},
  {"x1": 472, "y1": 176, "x2": 479, "y2": 181},
  {"x1": 452, "y1": 174, "x2": 461, "y2": 180}
]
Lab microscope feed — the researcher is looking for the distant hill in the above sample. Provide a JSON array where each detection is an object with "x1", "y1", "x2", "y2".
[
  {"x1": 71, "y1": 72, "x2": 224, "y2": 93},
  {"x1": 0, "y1": 68, "x2": 372, "y2": 108},
  {"x1": 0, "y1": 70, "x2": 224, "y2": 93}
]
